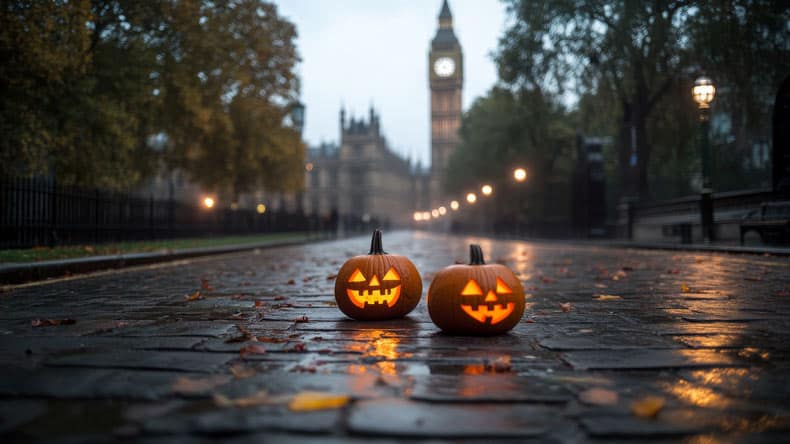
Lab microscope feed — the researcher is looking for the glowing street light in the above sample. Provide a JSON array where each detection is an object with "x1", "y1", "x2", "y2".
[
  {"x1": 202, "y1": 197, "x2": 215, "y2": 209},
  {"x1": 692, "y1": 76, "x2": 716, "y2": 109},
  {"x1": 513, "y1": 168, "x2": 527, "y2": 182},
  {"x1": 256, "y1": 203, "x2": 267, "y2": 214},
  {"x1": 466, "y1": 192, "x2": 477, "y2": 204},
  {"x1": 481, "y1": 184, "x2": 493, "y2": 196},
  {"x1": 413, "y1": 211, "x2": 423, "y2": 221},
  {"x1": 438, "y1": 206, "x2": 447, "y2": 215},
  {"x1": 422, "y1": 211, "x2": 431, "y2": 220},
  {"x1": 431, "y1": 209, "x2": 440, "y2": 218},
  {"x1": 450, "y1": 200, "x2": 460, "y2": 211}
]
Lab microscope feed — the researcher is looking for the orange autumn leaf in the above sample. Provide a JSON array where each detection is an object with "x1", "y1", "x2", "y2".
[
  {"x1": 680, "y1": 283, "x2": 691, "y2": 293},
  {"x1": 200, "y1": 277, "x2": 215, "y2": 291},
  {"x1": 579, "y1": 387, "x2": 619, "y2": 406},
  {"x1": 595, "y1": 294, "x2": 622, "y2": 301},
  {"x1": 172, "y1": 375, "x2": 230, "y2": 395},
  {"x1": 288, "y1": 391, "x2": 349, "y2": 412},
  {"x1": 560, "y1": 302, "x2": 572, "y2": 312},
  {"x1": 184, "y1": 290, "x2": 201, "y2": 301},
  {"x1": 631, "y1": 396, "x2": 665, "y2": 418},
  {"x1": 239, "y1": 344, "x2": 267, "y2": 357}
]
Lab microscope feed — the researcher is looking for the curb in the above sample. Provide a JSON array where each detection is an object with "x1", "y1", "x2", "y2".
[
  {"x1": 0, "y1": 235, "x2": 334, "y2": 286},
  {"x1": 606, "y1": 241, "x2": 790, "y2": 256}
]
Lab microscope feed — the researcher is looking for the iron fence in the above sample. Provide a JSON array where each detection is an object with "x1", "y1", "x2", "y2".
[{"x1": 0, "y1": 176, "x2": 333, "y2": 249}]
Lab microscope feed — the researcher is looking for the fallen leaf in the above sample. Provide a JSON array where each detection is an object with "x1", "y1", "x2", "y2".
[
  {"x1": 254, "y1": 300, "x2": 265, "y2": 308},
  {"x1": 257, "y1": 336, "x2": 287, "y2": 343},
  {"x1": 680, "y1": 283, "x2": 691, "y2": 293},
  {"x1": 31, "y1": 318, "x2": 76, "y2": 327},
  {"x1": 239, "y1": 344, "x2": 267, "y2": 357},
  {"x1": 631, "y1": 396, "x2": 665, "y2": 418},
  {"x1": 595, "y1": 294, "x2": 622, "y2": 301},
  {"x1": 172, "y1": 375, "x2": 230, "y2": 395},
  {"x1": 288, "y1": 391, "x2": 349, "y2": 412},
  {"x1": 287, "y1": 279, "x2": 295, "y2": 285},
  {"x1": 484, "y1": 355, "x2": 511, "y2": 373},
  {"x1": 229, "y1": 364, "x2": 256, "y2": 379},
  {"x1": 287, "y1": 343, "x2": 306, "y2": 352},
  {"x1": 326, "y1": 274, "x2": 338, "y2": 280},
  {"x1": 579, "y1": 387, "x2": 619, "y2": 405},
  {"x1": 293, "y1": 315, "x2": 309, "y2": 323},
  {"x1": 560, "y1": 302, "x2": 572, "y2": 312},
  {"x1": 184, "y1": 290, "x2": 201, "y2": 301},
  {"x1": 214, "y1": 390, "x2": 281, "y2": 408},
  {"x1": 83, "y1": 245, "x2": 95, "y2": 253},
  {"x1": 226, "y1": 324, "x2": 257, "y2": 343},
  {"x1": 274, "y1": 295, "x2": 286, "y2": 300},
  {"x1": 200, "y1": 277, "x2": 215, "y2": 291}
]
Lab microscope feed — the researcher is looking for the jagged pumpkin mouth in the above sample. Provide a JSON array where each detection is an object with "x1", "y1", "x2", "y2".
[
  {"x1": 460, "y1": 301, "x2": 515, "y2": 324},
  {"x1": 347, "y1": 286, "x2": 401, "y2": 308}
]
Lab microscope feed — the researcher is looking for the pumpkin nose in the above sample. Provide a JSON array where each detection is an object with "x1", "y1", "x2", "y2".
[
  {"x1": 484, "y1": 291, "x2": 497, "y2": 302},
  {"x1": 369, "y1": 275, "x2": 380, "y2": 287}
]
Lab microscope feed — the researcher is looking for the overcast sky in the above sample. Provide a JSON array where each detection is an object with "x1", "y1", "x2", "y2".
[{"x1": 274, "y1": 0, "x2": 509, "y2": 167}]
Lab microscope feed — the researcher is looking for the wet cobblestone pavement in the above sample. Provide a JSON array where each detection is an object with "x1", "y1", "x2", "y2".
[{"x1": 2, "y1": 231, "x2": 790, "y2": 443}]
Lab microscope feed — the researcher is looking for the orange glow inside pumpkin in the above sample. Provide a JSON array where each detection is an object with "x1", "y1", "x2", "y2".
[
  {"x1": 346, "y1": 267, "x2": 401, "y2": 309},
  {"x1": 459, "y1": 278, "x2": 515, "y2": 324}
]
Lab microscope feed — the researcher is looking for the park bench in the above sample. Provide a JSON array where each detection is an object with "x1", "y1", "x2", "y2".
[{"x1": 740, "y1": 201, "x2": 790, "y2": 245}]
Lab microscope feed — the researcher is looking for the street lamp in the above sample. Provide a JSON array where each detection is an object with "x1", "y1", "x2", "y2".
[
  {"x1": 431, "y1": 209, "x2": 440, "y2": 218},
  {"x1": 466, "y1": 193, "x2": 477, "y2": 204},
  {"x1": 438, "y1": 206, "x2": 447, "y2": 215},
  {"x1": 202, "y1": 196, "x2": 215, "y2": 209},
  {"x1": 692, "y1": 76, "x2": 716, "y2": 243},
  {"x1": 481, "y1": 184, "x2": 493, "y2": 196},
  {"x1": 256, "y1": 203, "x2": 267, "y2": 214},
  {"x1": 413, "y1": 211, "x2": 422, "y2": 222},
  {"x1": 450, "y1": 200, "x2": 460, "y2": 211},
  {"x1": 513, "y1": 168, "x2": 527, "y2": 182},
  {"x1": 291, "y1": 101, "x2": 305, "y2": 135}
]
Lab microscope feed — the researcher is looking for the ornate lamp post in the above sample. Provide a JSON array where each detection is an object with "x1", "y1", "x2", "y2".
[{"x1": 692, "y1": 76, "x2": 716, "y2": 243}]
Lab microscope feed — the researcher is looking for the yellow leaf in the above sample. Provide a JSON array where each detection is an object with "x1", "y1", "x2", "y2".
[
  {"x1": 595, "y1": 294, "x2": 622, "y2": 301},
  {"x1": 288, "y1": 391, "x2": 349, "y2": 412},
  {"x1": 680, "y1": 283, "x2": 691, "y2": 293},
  {"x1": 631, "y1": 396, "x2": 665, "y2": 418},
  {"x1": 172, "y1": 375, "x2": 230, "y2": 395}
]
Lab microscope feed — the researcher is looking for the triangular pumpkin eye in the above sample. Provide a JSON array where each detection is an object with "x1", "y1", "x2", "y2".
[
  {"x1": 348, "y1": 268, "x2": 366, "y2": 283},
  {"x1": 496, "y1": 277, "x2": 512, "y2": 294},
  {"x1": 382, "y1": 268, "x2": 400, "y2": 281},
  {"x1": 461, "y1": 279, "x2": 483, "y2": 296}
]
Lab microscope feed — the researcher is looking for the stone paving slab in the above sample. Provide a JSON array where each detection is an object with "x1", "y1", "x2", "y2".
[{"x1": 1, "y1": 231, "x2": 790, "y2": 442}]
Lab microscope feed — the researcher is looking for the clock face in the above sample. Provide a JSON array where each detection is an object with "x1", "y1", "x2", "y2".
[{"x1": 434, "y1": 57, "x2": 455, "y2": 77}]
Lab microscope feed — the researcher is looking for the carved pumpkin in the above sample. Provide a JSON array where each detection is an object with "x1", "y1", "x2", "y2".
[
  {"x1": 334, "y1": 230, "x2": 422, "y2": 320},
  {"x1": 427, "y1": 244, "x2": 525, "y2": 335}
]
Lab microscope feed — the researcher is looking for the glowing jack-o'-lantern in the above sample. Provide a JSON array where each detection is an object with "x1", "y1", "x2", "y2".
[
  {"x1": 334, "y1": 230, "x2": 422, "y2": 320},
  {"x1": 427, "y1": 244, "x2": 525, "y2": 335}
]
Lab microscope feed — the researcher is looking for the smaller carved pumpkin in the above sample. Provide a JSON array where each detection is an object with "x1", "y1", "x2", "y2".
[
  {"x1": 427, "y1": 244, "x2": 525, "y2": 335},
  {"x1": 334, "y1": 230, "x2": 422, "y2": 320}
]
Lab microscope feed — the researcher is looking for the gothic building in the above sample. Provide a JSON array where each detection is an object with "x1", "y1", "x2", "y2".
[
  {"x1": 303, "y1": 107, "x2": 428, "y2": 227},
  {"x1": 303, "y1": 1, "x2": 462, "y2": 226}
]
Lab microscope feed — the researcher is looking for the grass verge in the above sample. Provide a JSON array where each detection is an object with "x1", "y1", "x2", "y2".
[{"x1": 0, "y1": 232, "x2": 310, "y2": 264}]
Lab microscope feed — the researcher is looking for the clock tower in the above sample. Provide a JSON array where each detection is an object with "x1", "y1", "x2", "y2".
[{"x1": 429, "y1": 0, "x2": 463, "y2": 208}]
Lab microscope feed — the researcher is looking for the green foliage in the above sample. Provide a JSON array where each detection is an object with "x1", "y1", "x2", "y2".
[
  {"x1": 446, "y1": 87, "x2": 576, "y2": 225},
  {"x1": 495, "y1": 0, "x2": 789, "y2": 202},
  {"x1": 0, "y1": 0, "x2": 303, "y2": 196}
]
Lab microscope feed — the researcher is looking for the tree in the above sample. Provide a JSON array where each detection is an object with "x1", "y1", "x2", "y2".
[
  {"x1": 498, "y1": 0, "x2": 694, "y2": 200},
  {"x1": 157, "y1": 0, "x2": 304, "y2": 201},
  {"x1": 1, "y1": 0, "x2": 304, "y2": 197},
  {"x1": 445, "y1": 86, "x2": 575, "y2": 228}
]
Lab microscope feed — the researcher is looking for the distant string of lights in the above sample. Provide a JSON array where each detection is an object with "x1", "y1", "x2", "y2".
[{"x1": 413, "y1": 167, "x2": 527, "y2": 222}]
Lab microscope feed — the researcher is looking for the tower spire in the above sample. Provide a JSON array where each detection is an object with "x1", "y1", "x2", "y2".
[{"x1": 438, "y1": 0, "x2": 452, "y2": 28}]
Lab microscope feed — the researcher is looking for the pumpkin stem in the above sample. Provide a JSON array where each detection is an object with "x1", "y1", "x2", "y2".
[
  {"x1": 469, "y1": 244, "x2": 486, "y2": 265},
  {"x1": 369, "y1": 229, "x2": 386, "y2": 254}
]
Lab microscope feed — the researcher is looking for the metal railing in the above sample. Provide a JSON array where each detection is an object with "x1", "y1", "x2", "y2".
[{"x1": 0, "y1": 176, "x2": 335, "y2": 249}]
